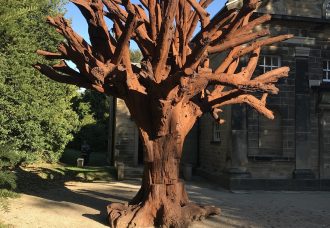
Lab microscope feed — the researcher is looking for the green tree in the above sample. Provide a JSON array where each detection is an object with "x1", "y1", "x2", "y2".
[
  {"x1": 70, "y1": 90, "x2": 109, "y2": 153},
  {"x1": 80, "y1": 90, "x2": 110, "y2": 121},
  {"x1": 69, "y1": 49, "x2": 140, "y2": 153},
  {"x1": 0, "y1": 144, "x2": 20, "y2": 211},
  {"x1": 0, "y1": 144, "x2": 19, "y2": 190},
  {"x1": 0, "y1": 0, "x2": 79, "y2": 163},
  {"x1": 130, "y1": 49, "x2": 142, "y2": 63}
]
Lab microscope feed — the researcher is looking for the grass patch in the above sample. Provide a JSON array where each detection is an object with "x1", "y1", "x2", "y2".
[
  {"x1": 0, "y1": 222, "x2": 9, "y2": 228},
  {"x1": 0, "y1": 221, "x2": 14, "y2": 228},
  {"x1": 60, "y1": 149, "x2": 108, "y2": 166},
  {"x1": 15, "y1": 163, "x2": 116, "y2": 193},
  {"x1": 0, "y1": 189, "x2": 19, "y2": 212},
  {"x1": 57, "y1": 165, "x2": 116, "y2": 182},
  {"x1": 1, "y1": 163, "x2": 116, "y2": 213}
]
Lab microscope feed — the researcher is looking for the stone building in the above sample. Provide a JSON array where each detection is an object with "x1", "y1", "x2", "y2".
[{"x1": 108, "y1": 0, "x2": 330, "y2": 190}]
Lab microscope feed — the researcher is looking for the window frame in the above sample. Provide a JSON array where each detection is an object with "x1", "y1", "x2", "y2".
[
  {"x1": 212, "y1": 123, "x2": 221, "y2": 143},
  {"x1": 323, "y1": 0, "x2": 330, "y2": 19},
  {"x1": 258, "y1": 55, "x2": 281, "y2": 74},
  {"x1": 323, "y1": 60, "x2": 330, "y2": 82}
]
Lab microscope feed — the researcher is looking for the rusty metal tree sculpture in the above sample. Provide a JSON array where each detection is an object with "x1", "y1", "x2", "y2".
[{"x1": 34, "y1": 0, "x2": 292, "y2": 227}]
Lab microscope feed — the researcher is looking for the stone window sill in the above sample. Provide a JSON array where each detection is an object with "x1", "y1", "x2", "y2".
[{"x1": 248, "y1": 156, "x2": 294, "y2": 162}]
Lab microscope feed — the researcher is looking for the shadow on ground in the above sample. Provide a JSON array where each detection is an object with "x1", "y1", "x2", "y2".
[
  {"x1": 9, "y1": 167, "x2": 330, "y2": 228},
  {"x1": 12, "y1": 166, "x2": 252, "y2": 228},
  {"x1": 14, "y1": 165, "x2": 135, "y2": 226}
]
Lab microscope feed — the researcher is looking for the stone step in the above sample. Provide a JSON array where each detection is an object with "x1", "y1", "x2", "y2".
[{"x1": 123, "y1": 166, "x2": 143, "y2": 179}]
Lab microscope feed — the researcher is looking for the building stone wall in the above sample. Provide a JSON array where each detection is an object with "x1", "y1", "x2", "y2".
[
  {"x1": 246, "y1": 17, "x2": 330, "y2": 179},
  {"x1": 197, "y1": 0, "x2": 330, "y2": 188},
  {"x1": 258, "y1": 0, "x2": 324, "y2": 18},
  {"x1": 182, "y1": 124, "x2": 198, "y2": 166},
  {"x1": 248, "y1": 161, "x2": 294, "y2": 179},
  {"x1": 198, "y1": 106, "x2": 232, "y2": 175},
  {"x1": 320, "y1": 91, "x2": 330, "y2": 179},
  {"x1": 310, "y1": 92, "x2": 320, "y2": 177},
  {"x1": 322, "y1": 111, "x2": 330, "y2": 178},
  {"x1": 114, "y1": 98, "x2": 138, "y2": 167}
]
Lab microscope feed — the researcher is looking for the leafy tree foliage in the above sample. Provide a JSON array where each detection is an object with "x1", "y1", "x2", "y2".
[
  {"x1": 70, "y1": 90, "x2": 109, "y2": 153},
  {"x1": 80, "y1": 90, "x2": 110, "y2": 122},
  {"x1": 0, "y1": 0, "x2": 79, "y2": 163},
  {"x1": 129, "y1": 49, "x2": 142, "y2": 63},
  {"x1": 0, "y1": 144, "x2": 20, "y2": 211},
  {"x1": 0, "y1": 144, "x2": 20, "y2": 190},
  {"x1": 69, "y1": 49, "x2": 141, "y2": 153}
]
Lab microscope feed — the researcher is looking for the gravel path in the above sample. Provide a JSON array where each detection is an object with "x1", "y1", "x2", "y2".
[{"x1": 1, "y1": 179, "x2": 330, "y2": 228}]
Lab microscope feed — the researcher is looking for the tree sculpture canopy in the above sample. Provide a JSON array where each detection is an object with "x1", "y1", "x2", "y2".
[{"x1": 35, "y1": 0, "x2": 292, "y2": 227}]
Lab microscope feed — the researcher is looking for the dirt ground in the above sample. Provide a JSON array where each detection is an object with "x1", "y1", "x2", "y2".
[{"x1": 1, "y1": 179, "x2": 330, "y2": 228}]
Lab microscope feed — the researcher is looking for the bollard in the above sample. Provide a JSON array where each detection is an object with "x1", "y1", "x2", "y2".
[
  {"x1": 77, "y1": 158, "x2": 84, "y2": 167},
  {"x1": 117, "y1": 162, "x2": 125, "y2": 180},
  {"x1": 183, "y1": 163, "x2": 192, "y2": 181}
]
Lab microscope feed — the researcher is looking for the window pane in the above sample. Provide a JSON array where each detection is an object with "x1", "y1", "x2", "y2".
[
  {"x1": 213, "y1": 124, "x2": 221, "y2": 142},
  {"x1": 323, "y1": 61, "x2": 328, "y2": 70},
  {"x1": 265, "y1": 66, "x2": 272, "y2": 72},
  {"x1": 274, "y1": 57, "x2": 280, "y2": 67},
  {"x1": 265, "y1": 56, "x2": 271, "y2": 66},
  {"x1": 257, "y1": 66, "x2": 266, "y2": 74},
  {"x1": 327, "y1": 3, "x2": 330, "y2": 19},
  {"x1": 323, "y1": 71, "x2": 328, "y2": 80}
]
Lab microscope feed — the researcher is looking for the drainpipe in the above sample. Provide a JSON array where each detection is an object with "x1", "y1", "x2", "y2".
[
  {"x1": 317, "y1": 91, "x2": 322, "y2": 188},
  {"x1": 196, "y1": 118, "x2": 201, "y2": 168},
  {"x1": 107, "y1": 96, "x2": 117, "y2": 166}
]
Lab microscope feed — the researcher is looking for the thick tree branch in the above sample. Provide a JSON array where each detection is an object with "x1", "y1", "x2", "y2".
[
  {"x1": 148, "y1": 0, "x2": 157, "y2": 41},
  {"x1": 103, "y1": 0, "x2": 154, "y2": 57},
  {"x1": 36, "y1": 50, "x2": 64, "y2": 60},
  {"x1": 112, "y1": 14, "x2": 138, "y2": 65},
  {"x1": 186, "y1": 0, "x2": 214, "y2": 42},
  {"x1": 208, "y1": 29, "x2": 270, "y2": 54},
  {"x1": 213, "y1": 94, "x2": 274, "y2": 119},
  {"x1": 152, "y1": 0, "x2": 179, "y2": 83},
  {"x1": 33, "y1": 63, "x2": 106, "y2": 94},
  {"x1": 45, "y1": 15, "x2": 111, "y2": 85},
  {"x1": 206, "y1": 66, "x2": 289, "y2": 94},
  {"x1": 70, "y1": 0, "x2": 114, "y2": 62},
  {"x1": 234, "y1": 34, "x2": 294, "y2": 58},
  {"x1": 184, "y1": 9, "x2": 237, "y2": 74},
  {"x1": 187, "y1": 0, "x2": 210, "y2": 28}
]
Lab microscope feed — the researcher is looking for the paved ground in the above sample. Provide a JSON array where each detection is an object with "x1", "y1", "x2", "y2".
[{"x1": 1, "y1": 179, "x2": 330, "y2": 228}]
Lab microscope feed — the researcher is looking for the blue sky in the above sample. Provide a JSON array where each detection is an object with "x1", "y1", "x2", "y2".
[{"x1": 64, "y1": 0, "x2": 228, "y2": 50}]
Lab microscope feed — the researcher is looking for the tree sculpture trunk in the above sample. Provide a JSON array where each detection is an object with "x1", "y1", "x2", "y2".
[
  {"x1": 107, "y1": 99, "x2": 219, "y2": 227},
  {"x1": 108, "y1": 133, "x2": 219, "y2": 227},
  {"x1": 34, "y1": 0, "x2": 293, "y2": 227}
]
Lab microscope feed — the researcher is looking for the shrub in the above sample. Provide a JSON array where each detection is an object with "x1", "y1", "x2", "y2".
[{"x1": 0, "y1": 144, "x2": 20, "y2": 211}]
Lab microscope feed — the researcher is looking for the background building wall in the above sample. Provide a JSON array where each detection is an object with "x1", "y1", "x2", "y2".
[
  {"x1": 198, "y1": 106, "x2": 232, "y2": 175},
  {"x1": 182, "y1": 124, "x2": 199, "y2": 166},
  {"x1": 114, "y1": 98, "x2": 138, "y2": 167},
  {"x1": 197, "y1": 0, "x2": 330, "y2": 185},
  {"x1": 258, "y1": 0, "x2": 324, "y2": 18}
]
